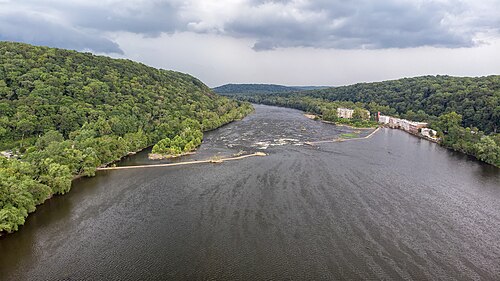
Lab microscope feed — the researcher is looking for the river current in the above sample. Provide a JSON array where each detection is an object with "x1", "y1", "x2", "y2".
[{"x1": 0, "y1": 104, "x2": 499, "y2": 280}]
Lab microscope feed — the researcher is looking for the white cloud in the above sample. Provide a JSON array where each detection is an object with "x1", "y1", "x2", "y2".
[
  {"x1": 111, "y1": 32, "x2": 500, "y2": 87},
  {"x1": 1, "y1": 0, "x2": 499, "y2": 86},
  {"x1": 2, "y1": 0, "x2": 499, "y2": 51}
]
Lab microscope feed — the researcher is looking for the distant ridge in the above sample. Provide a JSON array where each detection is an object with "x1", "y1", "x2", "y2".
[{"x1": 213, "y1": 84, "x2": 330, "y2": 94}]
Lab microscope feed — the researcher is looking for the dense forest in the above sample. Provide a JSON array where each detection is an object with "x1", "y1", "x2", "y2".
[
  {"x1": 300, "y1": 76, "x2": 499, "y2": 133},
  {"x1": 226, "y1": 76, "x2": 500, "y2": 167},
  {"x1": 0, "y1": 42, "x2": 253, "y2": 233},
  {"x1": 213, "y1": 84, "x2": 328, "y2": 94},
  {"x1": 226, "y1": 76, "x2": 499, "y2": 133},
  {"x1": 232, "y1": 94, "x2": 378, "y2": 128}
]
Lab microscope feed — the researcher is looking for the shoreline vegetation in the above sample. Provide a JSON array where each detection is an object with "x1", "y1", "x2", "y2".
[
  {"x1": 148, "y1": 151, "x2": 196, "y2": 160},
  {"x1": 224, "y1": 80, "x2": 499, "y2": 168},
  {"x1": 0, "y1": 42, "x2": 254, "y2": 235},
  {"x1": 147, "y1": 110, "x2": 253, "y2": 160},
  {"x1": 304, "y1": 109, "x2": 439, "y2": 145},
  {"x1": 305, "y1": 127, "x2": 380, "y2": 145},
  {"x1": 1, "y1": 43, "x2": 498, "y2": 235},
  {"x1": 303, "y1": 113, "x2": 377, "y2": 129}
]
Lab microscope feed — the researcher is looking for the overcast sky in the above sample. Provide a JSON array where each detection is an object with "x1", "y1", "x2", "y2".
[{"x1": 1, "y1": 0, "x2": 499, "y2": 87}]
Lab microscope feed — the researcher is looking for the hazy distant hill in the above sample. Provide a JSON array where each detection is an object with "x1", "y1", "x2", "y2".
[{"x1": 213, "y1": 84, "x2": 329, "y2": 94}]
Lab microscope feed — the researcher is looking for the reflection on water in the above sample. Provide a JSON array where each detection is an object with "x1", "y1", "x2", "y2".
[{"x1": 0, "y1": 104, "x2": 499, "y2": 280}]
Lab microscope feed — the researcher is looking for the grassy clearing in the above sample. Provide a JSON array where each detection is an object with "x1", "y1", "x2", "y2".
[{"x1": 340, "y1": 133, "x2": 360, "y2": 139}]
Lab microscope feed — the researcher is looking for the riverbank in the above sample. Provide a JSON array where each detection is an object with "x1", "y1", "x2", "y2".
[
  {"x1": 3, "y1": 104, "x2": 498, "y2": 280},
  {"x1": 327, "y1": 122, "x2": 377, "y2": 130},
  {"x1": 148, "y1": 151, "x2": 196, "y2": 160},
  {"x1": 305, "y1": 127, "x2": 380, "y2": 145},
  {"x1": 97, "y1": 152, "x2": 267, "y2": 171},
  {"x1": 0, "y1": 105, "x2": 256, "y2": 235},
  {"x1": 230, "y1": 94, "x2": 498, "y2": 167},
  {"x1": 305, "y1": 111, "x2": 499, "y2": 168},
  {"x1": 303, "y1": 113, "x2": 377, "y2": 129},
  {"x1": 380, "y1": 124, "x2": 440, "y2": 143}
]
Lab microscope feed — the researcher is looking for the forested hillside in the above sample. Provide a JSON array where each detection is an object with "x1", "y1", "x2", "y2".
[
  {"x1": 228, "y1": 76, "x2": 500, "y2": 167},
  {"x1": 301, "y1": 76, "x2": 500, "y2": 133},
  {"x1": 0, "y1": 42, "x2": 253, "y2": 233}
]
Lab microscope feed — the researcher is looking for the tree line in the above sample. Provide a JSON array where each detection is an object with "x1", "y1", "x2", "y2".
[
  {"x1": 299, "y1": 75, "x2": 499, "y2": 133},
  {"x1": 226, "y1": 79, "x2": 500, "y2": 167},
  {"x1": 233, "y1": 94, "x2": 378, "y2": 128},
  {"x1": 0, "y1": 42, "x2": 253, "y2": 233}
]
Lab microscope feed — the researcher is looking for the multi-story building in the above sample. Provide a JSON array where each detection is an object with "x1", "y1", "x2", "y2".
[
  {"x1": 338, "y1": 108, "x2": 370, "y2": 119},
  {"x1": 378, "y1": 115, "x2": 391, "y2": 124},
  {"x1": 408, "y1": 121, "x2": 428, "y2": 134},
  {"x1": 399, "y1": 119, "x2": 411, "y2": 131},
  {"x1": 388, "y1": 117, "x2": 402, "y2": 128},
  {"x1": 378, "y1": 112, "x2": 438, "y2": 141},
  {"x1": 421, "y1": 128, "x2": 438, "y2": 138},
  {"x1": 379, "y1": 113, "x2": 428, "y2": 134},
  {"x1": 337, "y1": 108, "x2": 354, "y2": 119}
]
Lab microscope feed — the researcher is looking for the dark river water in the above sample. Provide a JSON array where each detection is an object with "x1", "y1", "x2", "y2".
[{"x1": 1, "y1": 104, "x2": 499, "y2": 280}]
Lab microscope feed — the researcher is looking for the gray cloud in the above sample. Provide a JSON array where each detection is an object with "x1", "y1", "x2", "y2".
[
  {"x1": 223, "y1": 0, "x2": 481, "y2": 50},
  {"x1": 0, "y1": 0, "x2": 182, "y2": 53},
  {"x1": 65, "y1": 1, "x2": 182, "y2": 36},
  {"x1": 0, "y1": 0, "x2": 498, "y2": 53},
  {"x1": 0, "y1": 10, "x2": 123, "y2": 53}
]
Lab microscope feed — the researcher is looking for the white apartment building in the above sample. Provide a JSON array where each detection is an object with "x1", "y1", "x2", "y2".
[
  {"x1": 337, "y1": 108, "x2": 354, "y2": 119},
  {"x1": 378, "y1": 115, "x2": 391, "y2": 124}
]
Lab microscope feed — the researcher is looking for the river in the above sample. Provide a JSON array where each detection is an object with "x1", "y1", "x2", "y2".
[{"x1": 0, "y1": 104, "x2": 499, "y2": 280}]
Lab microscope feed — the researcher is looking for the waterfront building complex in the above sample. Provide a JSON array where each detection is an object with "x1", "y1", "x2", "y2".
[{"x1": 377, "y1": 112, "x2": 438, "y2": 141}]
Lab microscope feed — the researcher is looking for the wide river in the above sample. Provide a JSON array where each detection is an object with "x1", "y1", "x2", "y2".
[{"x1": 1, "y1": 104, "x2": 499, "y2": 280}]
